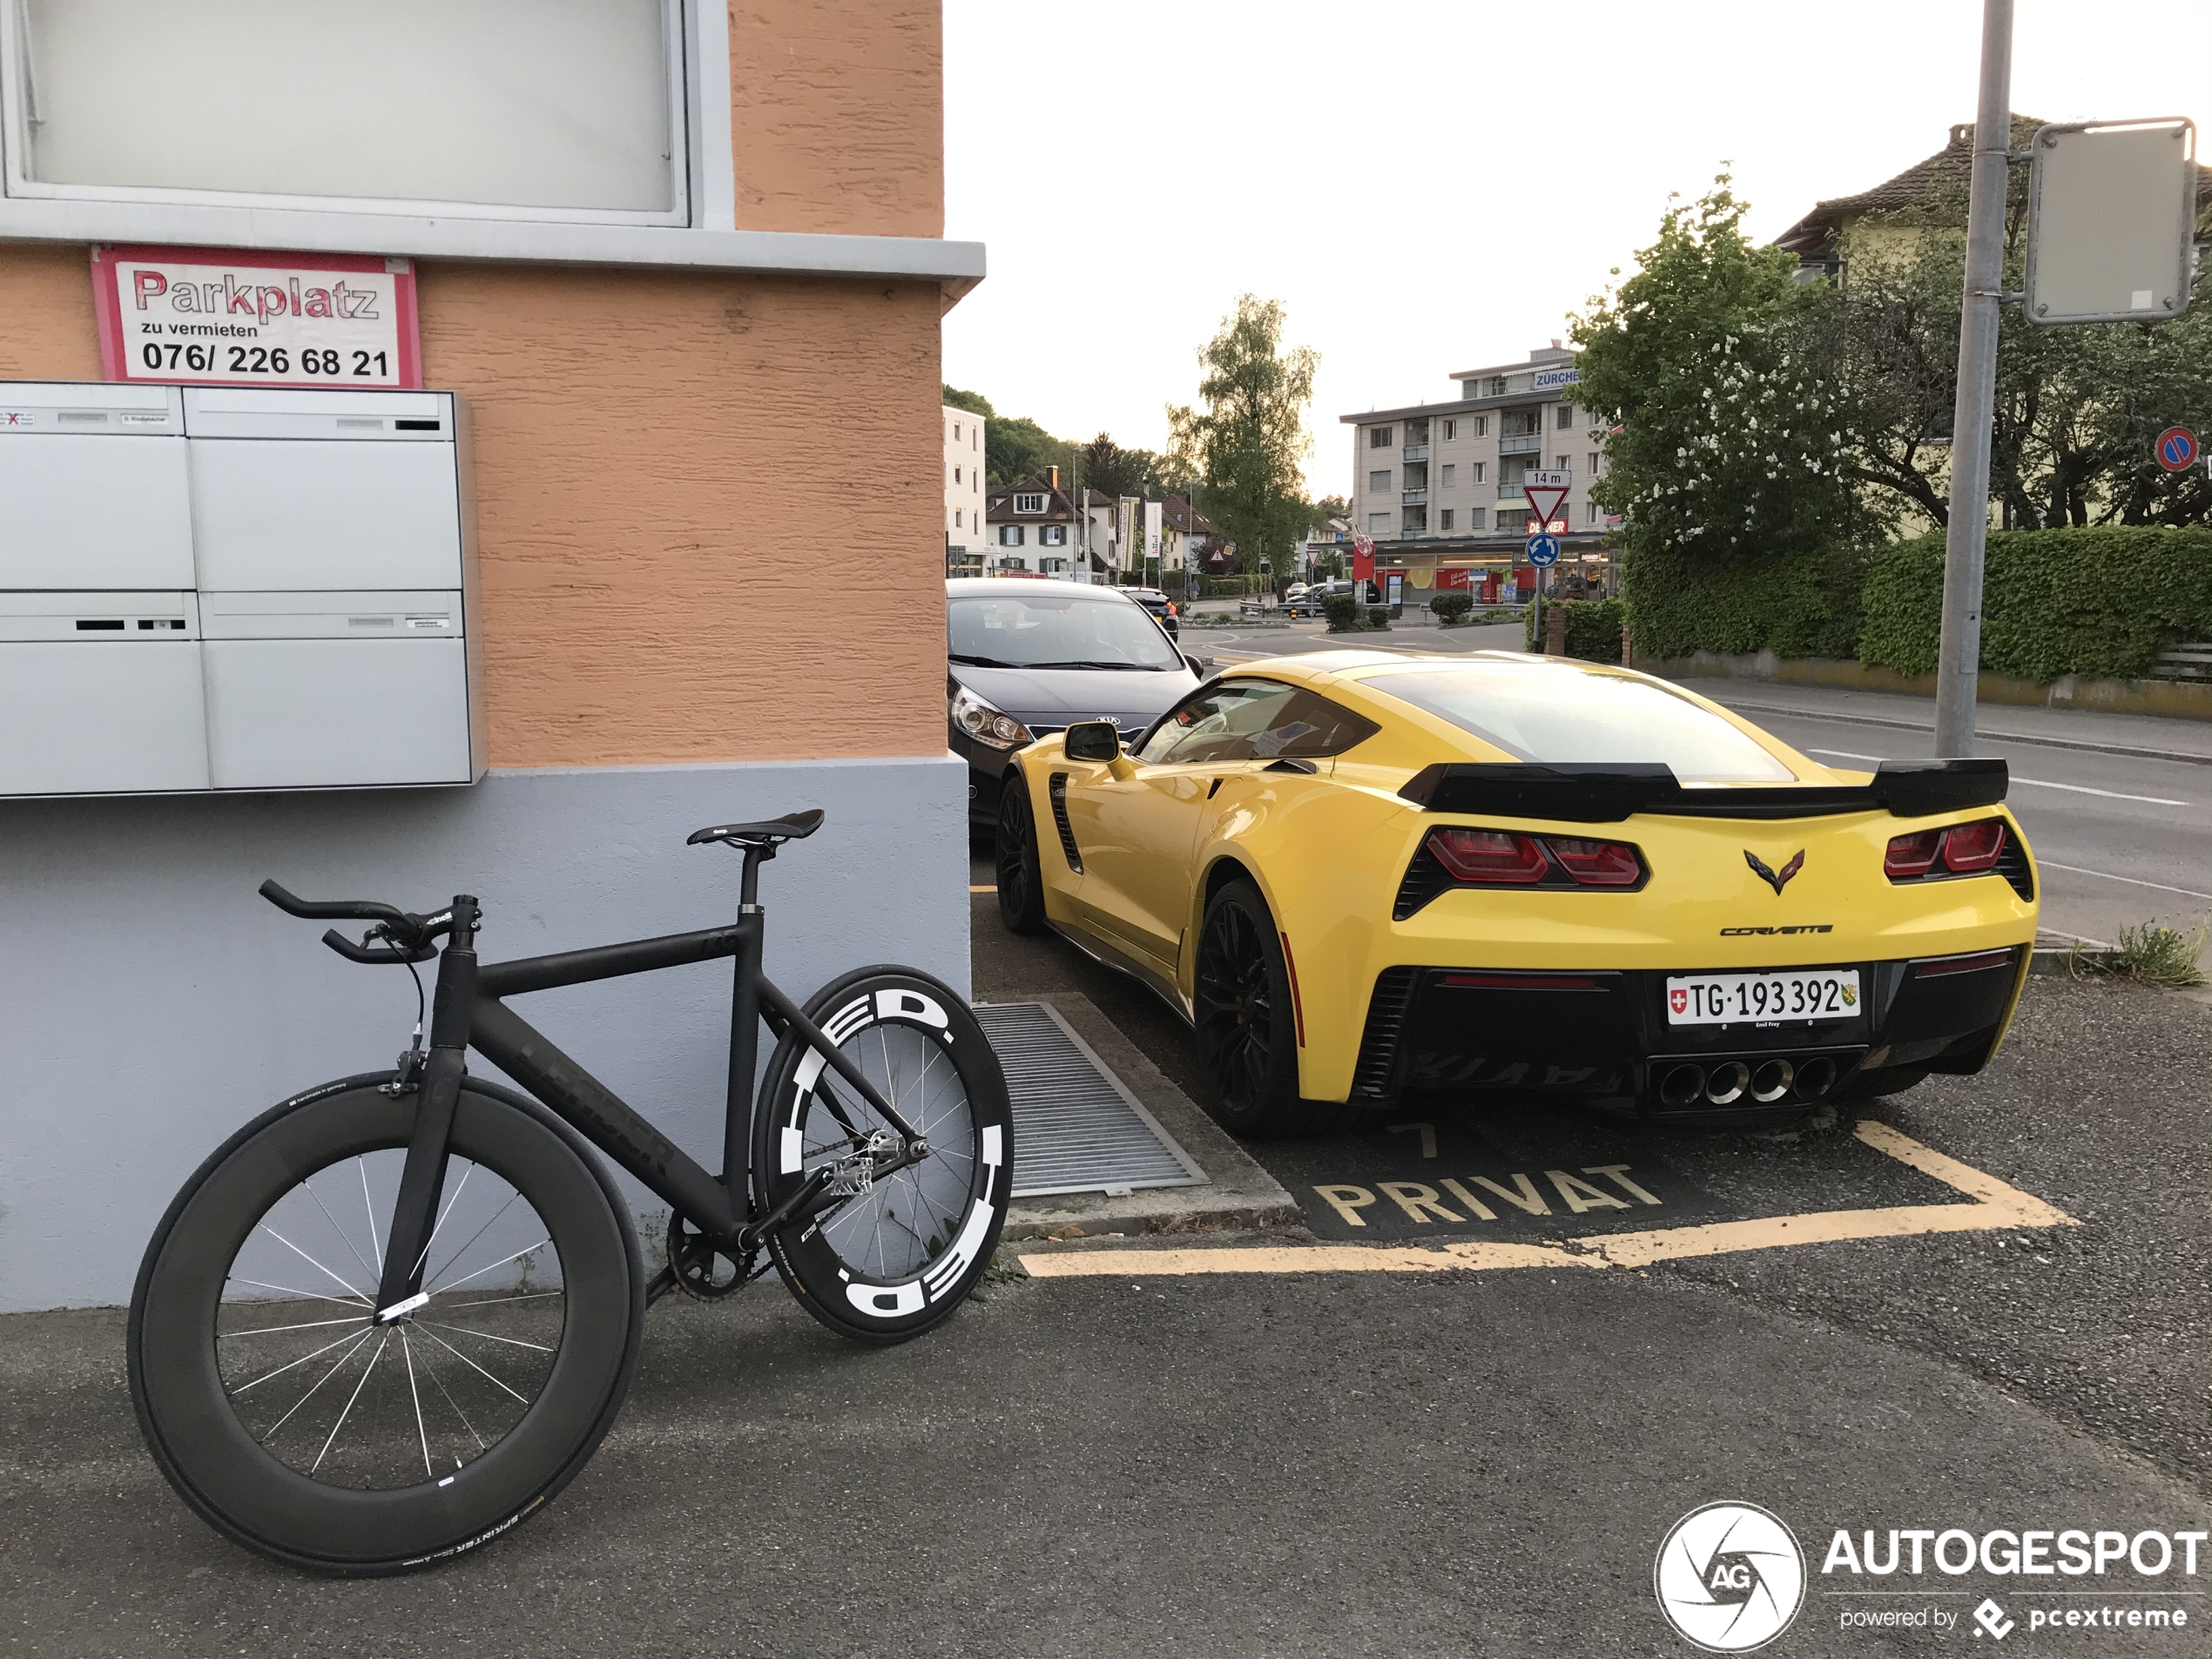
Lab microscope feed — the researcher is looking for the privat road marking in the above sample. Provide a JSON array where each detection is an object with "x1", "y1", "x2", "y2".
[
  {"x1": 1018, "y1": 1121, "x2": 2076, "y2": 1279},
  {"x1": 1807, "y1": 748, "x2": 2186, "y2": 807}
]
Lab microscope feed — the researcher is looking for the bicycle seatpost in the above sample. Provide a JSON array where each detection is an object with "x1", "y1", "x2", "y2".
[{"x1": 374, "y1": 894, "x2": 481, "y2": 1318}]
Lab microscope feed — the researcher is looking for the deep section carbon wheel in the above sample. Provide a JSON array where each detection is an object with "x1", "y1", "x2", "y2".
[
  {"x1": 129, "y1": 1077, "x2": 641, "y2": 1575},
  {"x1": 753, "y1": 967, "x2": 1013, "y2": 1344}
]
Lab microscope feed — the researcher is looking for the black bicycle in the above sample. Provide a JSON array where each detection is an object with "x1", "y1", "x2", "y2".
[{"x1": 128, "y1": 810, "x2": 1012, "y2": 1575}]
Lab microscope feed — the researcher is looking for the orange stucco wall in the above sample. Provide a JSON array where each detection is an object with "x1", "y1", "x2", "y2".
[
  {"x1": 0, "y1": 245, "x2": 949, "y2": 768},
  {"x1": 728, "y1": 0, "x2": 942, "y2": 238}
]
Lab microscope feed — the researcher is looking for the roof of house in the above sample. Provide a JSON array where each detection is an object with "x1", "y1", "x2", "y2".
[
  {"x1": 1773, "y1": 115, "x2": 2212, "y2": 255},
  {"x1": 985, "y1": 481, "x2": 1076, "y2": 523}
]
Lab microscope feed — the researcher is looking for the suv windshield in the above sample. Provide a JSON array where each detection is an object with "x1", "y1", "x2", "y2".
[
  {"x1": 949, "y1": 591, "x2": 1182, "y2": 671},
  {"x1": 1359, "y1": 661, "x2": 1796, "y2": 783}
]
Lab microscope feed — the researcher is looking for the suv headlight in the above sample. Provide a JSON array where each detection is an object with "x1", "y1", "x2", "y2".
[{"x1": 950, "y1": 683, "x2": 1032, "y2": 750}]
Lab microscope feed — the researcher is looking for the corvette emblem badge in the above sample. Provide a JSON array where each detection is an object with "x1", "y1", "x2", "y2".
[{"x1": 1745, "y1": 848, "x2": 1806, "y2": 895}]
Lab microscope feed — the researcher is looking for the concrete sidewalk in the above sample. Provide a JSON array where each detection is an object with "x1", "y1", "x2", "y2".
[{"x1": 1671, "y1": 676, "x2": 2212, "y2": 763}]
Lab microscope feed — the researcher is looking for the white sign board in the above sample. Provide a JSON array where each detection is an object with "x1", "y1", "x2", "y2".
[
  {"x1": 2024, "y1": 120, "x2": 2197, "y2": 326},
  {"x1": 94, "y1": 246, "x2": 421, "y2": 387},
  {"x1": 1533, "y1": 366, "x2": 1580, "y2": 391},
  {"x1": 1523, "y1": 468, "x2": 1572, "y2": 489},
  {"x1": 1143, "y1": 498, "x2": 1163, "y2": 567}
]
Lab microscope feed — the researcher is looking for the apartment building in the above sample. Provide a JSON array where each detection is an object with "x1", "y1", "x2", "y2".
[
  {"x1": 982, "y1": 472, "x2": 1085, "y2": 575},
  {"x1": 945, "y1": 405, "x2": 986, "y2": 572},
  {"x1": 1341, "y1": 345, "x2": 1618, "y2": 599}
]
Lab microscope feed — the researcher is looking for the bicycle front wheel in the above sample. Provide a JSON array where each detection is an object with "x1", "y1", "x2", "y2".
[
  {"x1": 129, "y1": 1076, "x2": 642, "y2": 1575},
  {"x1": 753, "y1": 967, "x2": 1013, "y2": 1344}
]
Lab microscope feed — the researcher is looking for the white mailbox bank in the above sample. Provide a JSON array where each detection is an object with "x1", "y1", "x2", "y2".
[{"x1": 0, "y1": 381, "x2": 483, "y2": 795}]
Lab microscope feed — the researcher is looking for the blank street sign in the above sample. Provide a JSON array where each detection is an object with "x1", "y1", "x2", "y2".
[{"x1": 2024, "y1": 119, "x2": 2197, "y2": 326}]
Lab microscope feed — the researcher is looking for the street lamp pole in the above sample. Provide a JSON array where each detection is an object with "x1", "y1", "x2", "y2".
[{"x1": 1933, "y1": 0, "x2": 2013, "y2": 759}]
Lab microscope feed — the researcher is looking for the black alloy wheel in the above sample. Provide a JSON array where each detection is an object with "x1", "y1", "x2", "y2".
[
  {"x1": 995, "y1": 775, "x2": 1047, "y2": 934},
  {"x1": 1191, "y1": 880, "x2": 1343, "y2": 1138}
]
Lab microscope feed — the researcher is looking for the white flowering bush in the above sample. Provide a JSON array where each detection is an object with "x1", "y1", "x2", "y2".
[{"x1": 1572, "y1": 179, "x2": 1872, "y2": 658}]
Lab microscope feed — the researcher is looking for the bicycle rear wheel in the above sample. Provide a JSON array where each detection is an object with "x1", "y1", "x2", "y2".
[
  {"x1": 753, "y1": 967, "x2": 1013, "y2": 1344},
  {"x1": 129, "y1": 1076, "x2": 642, "y2": 1575}
]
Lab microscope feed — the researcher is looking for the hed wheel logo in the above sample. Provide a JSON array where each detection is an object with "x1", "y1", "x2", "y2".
[{"x1": 1655, "y1": 1502, "x2": 1808, "y2": 1652}]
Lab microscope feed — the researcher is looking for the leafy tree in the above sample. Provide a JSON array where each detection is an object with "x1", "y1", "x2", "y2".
[
  {"x1": 1166, "y1": 295, "x2": 1320, "y2": 577},
  {"x1": 986, "y1": 416, "x2": 1074, "y2": 488},
  {"x1": 1572, "y1": 178, "x2": 1873, "y2": 658},
  {"x1": 941, "y1": 384, "x2": 995, "y2": 418}
]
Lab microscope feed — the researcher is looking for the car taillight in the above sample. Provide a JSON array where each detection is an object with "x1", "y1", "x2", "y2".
[
  {"x1": 1427, "y1": 827, "x2": 1549, "y2": 885},
  {"x1": 1941, "y1": 819, "x2": 2007, "y2": 873},
  {"x1": 1885, "y1": 819, "x2": 2009, "y2": 881},
  {"x1": 1546, "y1": 837, "x2": 1643, "y2": 887},
  {"x1": 1884, "y1": 828, "x2": 1944, "y2": 879}
]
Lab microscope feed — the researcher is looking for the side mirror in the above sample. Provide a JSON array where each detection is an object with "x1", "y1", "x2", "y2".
[
  {"x1": 1063, "y1": 719, "x2": 1121, "y2": 763},
  {"x1": 1182, "y1": 653, "x2": 1205, "y2": 677}
]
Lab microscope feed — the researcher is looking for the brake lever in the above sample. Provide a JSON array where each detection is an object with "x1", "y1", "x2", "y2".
[{"x1": 320, "y1": 927, "x2": 438, "y2": 965}]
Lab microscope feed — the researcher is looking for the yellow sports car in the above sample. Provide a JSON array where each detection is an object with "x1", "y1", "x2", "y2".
[{"x1": 992, "y1": 650, "x2": 2038, "y2": 1136}]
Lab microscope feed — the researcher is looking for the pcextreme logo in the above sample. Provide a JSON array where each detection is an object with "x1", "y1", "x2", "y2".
[{"x1": 1655, "y1": 1501, "x2": 1807, "y2": 1652}]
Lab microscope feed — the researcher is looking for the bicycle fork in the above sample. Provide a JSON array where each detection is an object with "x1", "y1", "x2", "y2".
[{"x1": 373, "y1": 896, "x2": 480, "y2": 1323}]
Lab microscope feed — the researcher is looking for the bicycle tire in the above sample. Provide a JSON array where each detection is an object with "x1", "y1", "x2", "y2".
[
  {"x1": 129, "y1": 1075, "x2": 642, "y2": 1575},
  {"x1": 752, "y1": 966, "x2": 1013, "y2": 1345}
]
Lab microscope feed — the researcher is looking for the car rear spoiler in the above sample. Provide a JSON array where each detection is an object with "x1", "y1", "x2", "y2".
[{"x1": 1396, "y1": 758, "x2": 2009, "y2": 823}]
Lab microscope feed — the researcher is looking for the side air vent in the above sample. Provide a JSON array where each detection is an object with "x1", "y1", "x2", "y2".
[
  {"x1": 1995, "y1": 836, "x2": 2033, "y2": 902},
  {"x1": 1048, "y1": 772, "x2": 1083, "y2": 873},
  {"x1": 1350, "y1": 966, "x2": 1420, "y2": 1098}
]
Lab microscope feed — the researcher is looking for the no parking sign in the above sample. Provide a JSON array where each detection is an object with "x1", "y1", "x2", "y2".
[{"x1": 2155, "y1": 427, "x2": 2197, "y2": 471}]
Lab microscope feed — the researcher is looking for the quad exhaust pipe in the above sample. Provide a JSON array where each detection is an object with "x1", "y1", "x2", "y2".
[{"x1": 1656, "y1": 1055, "x2": 1841, "y2": 1110}]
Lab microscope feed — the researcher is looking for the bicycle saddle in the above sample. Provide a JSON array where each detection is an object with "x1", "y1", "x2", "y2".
[{"x1": 687, "y1": 809, "x2": 826, "y2": 849}]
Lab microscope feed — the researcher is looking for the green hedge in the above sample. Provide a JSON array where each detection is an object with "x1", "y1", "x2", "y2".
[
  {"x1": 1524, "y1": 597, "x2": 1631, "y2": 664},
  {"x1": 1623, "y1": 541, "x2": 1866, "y2": 661},
  {"x1": 1859, "y1": 527, "x2": 2212, "y2": 683}
]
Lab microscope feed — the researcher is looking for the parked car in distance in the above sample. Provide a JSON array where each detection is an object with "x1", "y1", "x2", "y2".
[
  {"x1": 1285, "y1": 578, "x2": 1354, "y2": 618},
  {"x1": 947, "y1": 577, "x2": 1205, "y2": 835},
  {"x1": 1121, "y1": 586, "x2": 1181, "y2": 640},
  {"x1": 1285, "y1": 582, "x2": 1310, "y2": 601}
]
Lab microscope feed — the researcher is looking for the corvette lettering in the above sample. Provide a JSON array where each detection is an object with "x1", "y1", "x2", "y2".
[{"x1": 1720, "y1": 924, "x2": 1835, "y2": 935}]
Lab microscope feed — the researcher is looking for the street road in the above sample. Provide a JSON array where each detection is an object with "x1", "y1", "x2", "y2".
[{"x1": 1189, "y1": 624, "x2": 2211, "y2": 951}]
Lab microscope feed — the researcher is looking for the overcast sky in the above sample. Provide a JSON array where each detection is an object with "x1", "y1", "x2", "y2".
[{"x1": 942, "y1": 0, "x2": 2212, "y2": 499}]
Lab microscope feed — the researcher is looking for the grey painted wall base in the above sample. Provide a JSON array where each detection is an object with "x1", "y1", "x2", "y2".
[{"x1": 0, "y1": 754, "x2": 970, "y2": 1312}]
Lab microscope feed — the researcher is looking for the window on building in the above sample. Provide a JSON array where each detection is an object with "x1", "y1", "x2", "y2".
[
  {"x1": 1041, "y1": 525, "x2": 1067, "y2": 546},
  {"x1": 1368, "y1": 469, "x2": 1391, "y2": 493},
  {"x1": 1474, "y1": 415, "x2": 1488, "y2": 438},
  {"x1": 1440, "y1": 509, "x2": 1455, "y2": 532},
  {"x1": 999, "y1": 525, "x2": 1024, "y2": 546},
  {"x1": 1588, "y1": 453, "x2": 1601, "y2": 475},
  {"x1": 1497, "y1": 508, "x2": 1528, "y2": 534},
  {"x1": 1369, "y1": 427, "x2": 1393, "y2": 448},
  {"x1": 1588, "y1": 501, "x2": 1602, "y2": 524},
  {"x1": 954, "y1": 509, "x2": 962, "y2": 528},
  {"x1": 1487, "y1": 377, "x2": 1507, "y2": 396},
  {"x1": 1368, "y1": 512, "x2": 1391, "y2": 532},
  {"x1": 4, "y1": 0, "x2": 688, "y2": 224},
  {"x1": 1471, "y1": 462, "x2": 1486, "y2": 483},
  {"x1": 954, "y1": 465, "x2": 961, "y2": 484},
  {"x1": 1558, "y1": 404, "x2": 1576, "y2": 429},
  {"x1": 1468, "y1": 508, "x2": 1487, "y2": 530},
  {"x1": 1403, "y1": 506, "x2": 1427, "y2": 533},
  {"x1": 1440, "y1": 464, "x2": 1456, "y2": 488},
  {"x1": 954, "y1": 423, "x2": 961, "y2": 442},
  {"x1": 1556, "y1": 456, "x2": 1570, "y2": 472},
  {"x1": 1015, "y1": 494, "x2": 1046, "y2": 514},
  {"x1": 1442, "y1": 419, "x2": 1458, "y2": 442}
]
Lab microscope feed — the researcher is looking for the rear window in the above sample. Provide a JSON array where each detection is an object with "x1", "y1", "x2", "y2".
[{"x1": 1359, "y1": 662, "x2": 1796, "y2": 783}]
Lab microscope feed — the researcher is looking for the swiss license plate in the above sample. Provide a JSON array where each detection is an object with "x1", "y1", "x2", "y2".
[{"x1": 1665, "y1": 969, "x2": 1861, "y2": 1026}]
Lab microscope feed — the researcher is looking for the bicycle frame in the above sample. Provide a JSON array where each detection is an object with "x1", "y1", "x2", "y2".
[{"x1": 367, "y1": 862, "x2": 925, "y2": 1319}]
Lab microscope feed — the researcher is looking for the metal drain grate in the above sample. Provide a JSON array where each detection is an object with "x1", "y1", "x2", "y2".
[{"x1": 974, "y1": 1001, "x2": 1210, "y2": 1199}]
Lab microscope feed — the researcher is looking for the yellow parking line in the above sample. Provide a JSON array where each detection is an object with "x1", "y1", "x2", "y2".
[{"x1": 1016, "y1": 1122, "x2": 2076, "y2": 1279}]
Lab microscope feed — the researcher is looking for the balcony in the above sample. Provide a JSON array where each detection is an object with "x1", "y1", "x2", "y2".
[
  {"x1": 1401, "y1": 490, "x2": 1427, "y2": 506},
  {"x1": 1499, "y1": 432, "x2": 1544, "y2": 456},
  {"x1": 1400, "y1": 443, "x2": 1429, "y2": 462},
  {"x1": 1500, "y1": 476, "x2": 1571, "y2": 499}
]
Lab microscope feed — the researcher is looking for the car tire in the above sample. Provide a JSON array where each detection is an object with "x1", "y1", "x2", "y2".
[
  {"x1": 996, "y1": 773, "x2": 1049, "y2": 935},
  {"x1": 1192, "y1": 879, "x2": 1345, "y2": 1138}
]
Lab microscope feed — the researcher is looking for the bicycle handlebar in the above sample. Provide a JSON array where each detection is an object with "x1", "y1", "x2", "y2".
[{"x1": 260, "y1": 880, "x2": 446, "y2": 964}]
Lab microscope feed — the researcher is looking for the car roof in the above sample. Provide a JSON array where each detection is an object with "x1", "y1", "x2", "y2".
[{"x1": 945, "y1": 577, "x2": 1140, "y2": 601}]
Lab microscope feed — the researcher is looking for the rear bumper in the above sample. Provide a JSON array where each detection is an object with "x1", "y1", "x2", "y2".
[{"x1": 1346, "y1": 946, "x2": 2027, "y2": 1118}]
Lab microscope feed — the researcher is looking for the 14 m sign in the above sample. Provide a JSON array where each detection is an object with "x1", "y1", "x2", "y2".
[{"x1": 91, "y1": 246, "x2": 422, "y2": 388}]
